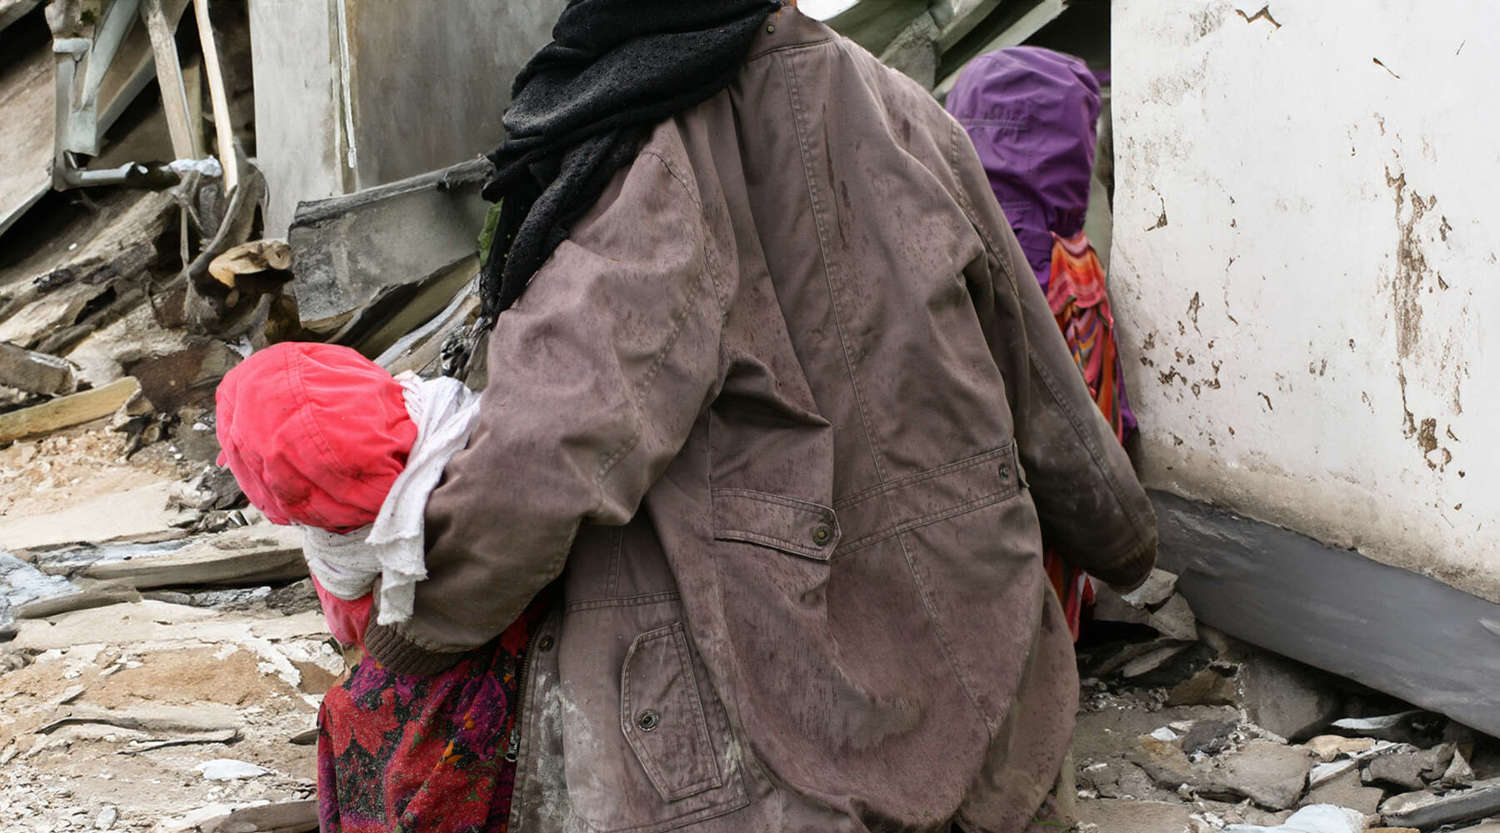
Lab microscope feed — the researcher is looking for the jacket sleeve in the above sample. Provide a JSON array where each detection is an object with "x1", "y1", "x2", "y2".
[
  {"x1": 365, "y1": 150, "x2": 727, "y2": 674},
  {"x1": 947, "y1": 121, "x2": 1157, "y2": 591}
]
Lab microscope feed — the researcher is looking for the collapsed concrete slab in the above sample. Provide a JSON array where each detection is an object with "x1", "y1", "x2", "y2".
[{"x1": 287, "y1": 159, "x2": 490, "y2": 335}]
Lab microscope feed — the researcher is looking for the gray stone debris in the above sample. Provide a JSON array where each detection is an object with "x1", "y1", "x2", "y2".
[
  {"x1": 1205, "y1": 740, "x2": 1316, "y2": 811},
  {"x1": 1365, "y1": 747, "x2": 1430, "y2": 791},
  {"x1": 1302, "y1": 767, "x2": 1384, "y2": 817},
  {"x1": 1074, "y1": 798, "x2": 1198, "y2": 833},
  {"x1": 1236, "y1": 650, "x2": 1343, "y2": 741},
  {"x1": 0, "y1": 341, "x2": 77, "y2": 397},
  {"x1": 1443, "y1": 747, "x2": 1478, "y2": 788},
  {"x1": 1167, "y1": 665, "x2": 1240, "y2": 708},
  {"x1": 1123, "y1": 568, "x2": 1180, "y2": 607},
  {"x1": 1182, "y1": 719, "x2": 1239, "y2": 756}
]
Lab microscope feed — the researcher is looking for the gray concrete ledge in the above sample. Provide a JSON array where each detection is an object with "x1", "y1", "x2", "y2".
[{"x1": 1151, "y1": 490, "x2": 1500, "y2": 738}]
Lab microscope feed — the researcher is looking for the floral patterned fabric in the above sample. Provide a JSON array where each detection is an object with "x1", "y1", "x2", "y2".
[
  {"x1": 1042, "y1": 230, "x2": 1134, "y2": 641},
  {"x1": 317, "y1": 609, "x2": 539, "y2": 833}
]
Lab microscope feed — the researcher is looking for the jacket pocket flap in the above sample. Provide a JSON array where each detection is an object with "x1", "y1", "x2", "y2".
[
  {"x1": 620, "y1": 621, "x2": 723, "y2": 802},
  {"x1": 711, "y1": 489, "x2": 840, "y2": 561}
]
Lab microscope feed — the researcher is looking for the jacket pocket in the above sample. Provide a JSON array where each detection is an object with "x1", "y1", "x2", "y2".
[
  {"x1": 711, "y1": 488, "x2": 841, "y2": 560},
  {"x1": 621, "y1": 621, "x2": 723, "y2": 801}
]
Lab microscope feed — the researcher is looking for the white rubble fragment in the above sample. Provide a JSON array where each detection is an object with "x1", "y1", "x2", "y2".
[
  {"x1": 1151, "y1": 727, "x2": 1181, "y2": 742},
  {"x1": 194, "y1": 759, "x2": 270, "y2": 781},
  {"x1": 166, "y1": 158, "x2": 224, "y2": 177},
  {"x1": 1330, "y1": 710, "x2": 1419, "y2": 732},
  {"x1": 94, "y1": 805, "x2": 117, "y2": 829},
  {"x1": 1222, "y1": 804, "x2": 1365, "y2": 833}
]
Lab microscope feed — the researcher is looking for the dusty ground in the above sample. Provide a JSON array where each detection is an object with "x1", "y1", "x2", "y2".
[
  {"x1": 1, "y1": 429, "x2": 1498, "y2": 833},
  {"x1": 0, "y1": 598, "x2": 336, "y2": 833},
  {"x1": 0, "y1": 427, "x2": 184, "y2": 519}
]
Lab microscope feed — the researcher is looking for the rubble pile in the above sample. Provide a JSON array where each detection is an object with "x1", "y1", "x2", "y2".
[
  {"x1": 0, "y1": 4, "x2": 1494, "y2": 833},
  {"x1": 0, "y1": 2, "x2": 487, "y2": 829},
  {"x1": 1070, "y1": 570, "x2": 1500, "y2": 833}
]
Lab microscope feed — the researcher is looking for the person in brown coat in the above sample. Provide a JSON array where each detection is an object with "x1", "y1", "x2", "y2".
[{"x1": 363, "y1": 3, "x2": 1157, "y2": 831}]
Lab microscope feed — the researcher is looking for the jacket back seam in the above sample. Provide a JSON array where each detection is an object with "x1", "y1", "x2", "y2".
[{"x1": 776, "y1": 47, "x2": 889, "y2": 485}]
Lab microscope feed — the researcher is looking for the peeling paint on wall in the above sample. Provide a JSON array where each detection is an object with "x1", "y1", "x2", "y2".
[{"x1": 1113, "y1": 0, "x2": 1500, "y2": 602}]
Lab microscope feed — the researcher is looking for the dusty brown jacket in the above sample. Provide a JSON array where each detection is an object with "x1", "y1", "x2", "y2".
[{"x1": 366, "y1": 8, "x2": 1156, "y2": 832}]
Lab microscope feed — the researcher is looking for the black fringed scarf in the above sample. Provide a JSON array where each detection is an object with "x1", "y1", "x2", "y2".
[{"x1": 479, "y1": 0, "x2": 783, "y2": 325}]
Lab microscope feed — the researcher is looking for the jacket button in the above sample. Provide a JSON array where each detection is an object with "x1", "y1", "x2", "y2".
[
  {"x1": 636, "y1": 710, "x2": 660, "y2": 732},
  {"x1": 812, "y1": 524, "x2": 833, "y2": 546},
  {"x1": 999, "y1": 463, "x2": 1011, "y2": 481},
  {"x1": 537, "y1": 635, "x2": 555, "y2": 652}
]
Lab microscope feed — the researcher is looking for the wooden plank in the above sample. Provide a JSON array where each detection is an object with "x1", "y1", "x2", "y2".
[
  {"x1": 0, "y1": 376, "x2": 138, "y2": 443},
  {"x1": 0, "y1": 41, "x2": 53, "y2": 238},
  {"x1": 1152, "y1": 490, "x2": 1500, "y2": 739},
  {"x1": 139, "y1": 0, "x2": 201, "y2": 159},
  {"x1": 96, "y1": 0, "x2": 192, "y2": 136},
  {"x1": 0, "y1": 0, "x2": 41, "y2": 32},
  {"x1": 192, "y1": 0, "x2": 238, "y2": 190}
]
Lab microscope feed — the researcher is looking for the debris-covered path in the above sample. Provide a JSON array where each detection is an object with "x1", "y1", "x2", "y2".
[{"x1": 2, "y1": 425, "x2": 1498, "y2": 832}]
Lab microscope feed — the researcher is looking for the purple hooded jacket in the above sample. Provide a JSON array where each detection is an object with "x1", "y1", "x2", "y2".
[
  {"x1": 945, "y1": 46, "x2": 1101, "y2": 290},
  {"x1": 947, "y1": 45, "x2": 1135, "y2": 436}
]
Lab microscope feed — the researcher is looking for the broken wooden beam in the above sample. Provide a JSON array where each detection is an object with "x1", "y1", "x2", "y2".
[
  {"x1": 139, "y1": 0, "x2": 203, "y2": 159},
  {"x1": 0, "y1": 341, "x2": 77, "y2": 396},
  {"x1": 191, "y1": 0, "x2": 239, "y2": 192},
  {"x1": 208, "y1": 239, "x2": 292, "y2": 288},
  {"x1": 0, "y1": 376, "x2": 139, "y2": 443}
]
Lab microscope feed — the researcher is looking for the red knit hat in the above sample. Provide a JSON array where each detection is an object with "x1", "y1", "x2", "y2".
[{"x1": 215, "y1": 342, "x2": 417, "y2": 532}]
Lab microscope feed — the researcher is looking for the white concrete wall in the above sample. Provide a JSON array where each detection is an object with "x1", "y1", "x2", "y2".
[{"x1": 1111, "y1": 1, "x2": 1500, "y2": 602}]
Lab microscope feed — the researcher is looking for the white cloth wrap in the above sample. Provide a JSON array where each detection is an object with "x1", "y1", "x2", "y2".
[{"x1": 299, "y1": 372, "x2": 481, "y2": 625}]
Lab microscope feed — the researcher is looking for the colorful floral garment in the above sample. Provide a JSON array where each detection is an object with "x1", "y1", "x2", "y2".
[
  {"x1": 317, "y1": 607, "x2": 541, "y2": 833},
  {"x1": 1046, "y1": 231, "x2": 1132, "y2": 443},
  {"x1": 1042, "y1": 231, "x2": 1134, "y2": 640}
]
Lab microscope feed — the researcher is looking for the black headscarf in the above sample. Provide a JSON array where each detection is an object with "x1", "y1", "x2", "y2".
[{"x1": 479, "y1": 0, "x2": 783, "y2": 325}]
